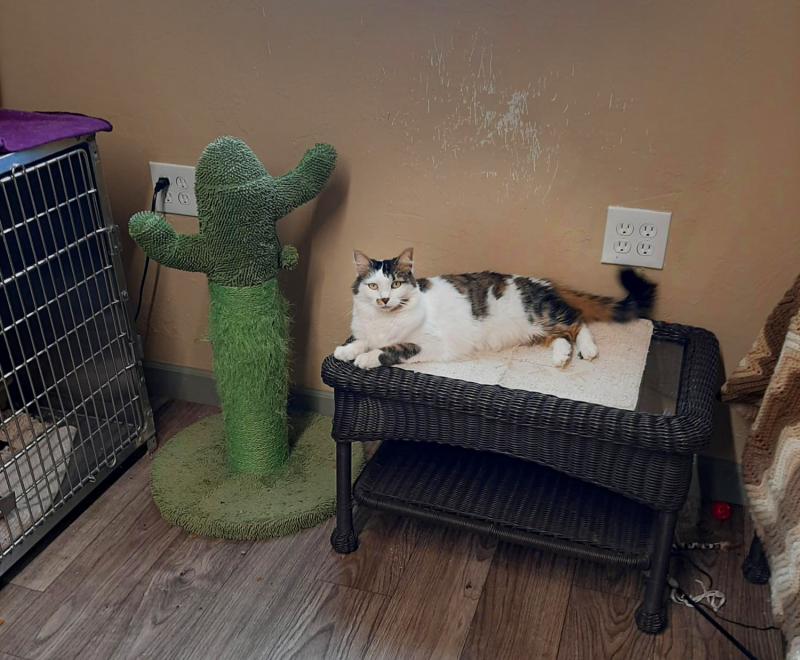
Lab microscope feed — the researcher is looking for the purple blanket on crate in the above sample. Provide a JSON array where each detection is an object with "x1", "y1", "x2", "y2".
[{"x1": 0, "y1": 109, "x2": 112, "y2": 154}]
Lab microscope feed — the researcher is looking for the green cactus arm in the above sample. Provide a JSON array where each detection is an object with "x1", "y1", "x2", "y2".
[
  {"x1": 280, "y1": 245, "x2": 299, "y2": 270},
  {"x1": 273, "y1": 143, "x2": 337, "y2": 215},
  {"x1": 129, "y1": 211, "x2": 208, "y2": 273}
]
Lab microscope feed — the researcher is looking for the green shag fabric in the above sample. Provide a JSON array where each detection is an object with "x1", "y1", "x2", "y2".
[
  {"x1": 209, "y1": 280, "x2": 289, "y2": 475},
  {"x1": 129, "y1": 136, "x2": 340, "y2": 539},
  {"x1": 151, "y1": 412, "x2": 364, "y2": 539},
  {"x1": 129, "y1": 137, "x2": 336, "y2": 287}
]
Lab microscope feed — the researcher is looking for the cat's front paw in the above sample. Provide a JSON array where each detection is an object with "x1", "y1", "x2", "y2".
[
  {"x1": 334, "y1": 344, "x2": 359, "y2": 362},
  {"x1": 354, "y1": 350, "x2": 383, "y2": 369}
]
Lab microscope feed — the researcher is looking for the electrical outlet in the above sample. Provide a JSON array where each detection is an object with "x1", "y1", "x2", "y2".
[
  {"x1": 149, "y1": 162, "x2": 198, "y2": 216},
  {"x1": 601, "y1": 206, "x2": 671, "y2": 269},
  {"x1": 614, "y1": 239, "x2": 631, "y2": 254}
]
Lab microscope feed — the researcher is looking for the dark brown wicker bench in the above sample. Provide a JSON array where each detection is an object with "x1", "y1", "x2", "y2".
[{"x1": 321, "y1": 320, "x2": 721, "y2": 634}]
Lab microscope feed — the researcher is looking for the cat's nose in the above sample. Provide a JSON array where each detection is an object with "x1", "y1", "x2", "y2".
[{"x1": 379, "y1": 297, "x2": 390, "y2": 305}]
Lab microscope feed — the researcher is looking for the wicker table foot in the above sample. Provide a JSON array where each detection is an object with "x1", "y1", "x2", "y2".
[
  {"x1": 331, "y1": 441, "x2": 359, "y2": 554},
  {"x1": 636, "y1": 510, "x2": 677, "y2": 634},
  {"x1": 330, "y1": 528, "x2": 358, "y2": 554},
  {"x1": 635, "y1": 607, "x2": 668, "y2": 634},
  {"x1": 742, "y1": 533, "x2": 770, "y2": 584}
]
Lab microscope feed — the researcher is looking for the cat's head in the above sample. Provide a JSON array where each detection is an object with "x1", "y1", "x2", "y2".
[{"x1": 351, "y1": 248, "x2": 418, "y2": 312}]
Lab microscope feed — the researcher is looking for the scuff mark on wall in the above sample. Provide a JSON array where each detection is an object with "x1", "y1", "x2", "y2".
[
  {"x1": 374, "y1": 34, "x2": 643, "y2": 202},
  {"x1": 402, "y1": 32, "x2": 565, "y2": 199}
]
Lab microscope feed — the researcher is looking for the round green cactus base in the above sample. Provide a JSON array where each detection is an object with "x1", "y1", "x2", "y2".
[{"x1": 151, "y1": 412, "x2": 363, "y2": 540}]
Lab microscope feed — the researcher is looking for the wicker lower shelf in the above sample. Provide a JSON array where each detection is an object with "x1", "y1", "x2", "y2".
[{"x1": 354, "y1": 440, "x2": 656, "y2": 568}]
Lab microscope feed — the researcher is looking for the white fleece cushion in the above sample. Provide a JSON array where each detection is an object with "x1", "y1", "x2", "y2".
[
  {"x1": 0, "y1": 424, "x2": 76, "y2": 550},
  {"x1": 397, "y1": 319, "x2": 654, "y2": 410}
]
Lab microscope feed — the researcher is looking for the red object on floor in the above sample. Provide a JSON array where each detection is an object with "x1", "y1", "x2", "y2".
[{"x1": 711, "y1": 501, "x2": 732, "y2": 521}]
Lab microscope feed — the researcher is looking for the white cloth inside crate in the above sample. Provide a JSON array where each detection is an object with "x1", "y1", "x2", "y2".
[
  {"x1": 398, "y1": 319, "x2": 654, "y2": 411},
  {"x1": 0, "y1": 424, "x2": 76, "y2": 551}
]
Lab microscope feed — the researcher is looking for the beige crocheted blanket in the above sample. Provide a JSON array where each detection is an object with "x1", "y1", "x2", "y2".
[{"x1": 722, "y1": 274, "x2": 800, "y2": 657}]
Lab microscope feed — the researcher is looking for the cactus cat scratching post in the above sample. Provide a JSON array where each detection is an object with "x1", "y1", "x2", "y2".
[{"x1": 130, "y1": 136, "x2": 361, "y2": 539}]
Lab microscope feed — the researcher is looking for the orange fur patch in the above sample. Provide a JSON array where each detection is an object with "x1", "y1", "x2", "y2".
[
  {"x1": 531, "y1": 324, "x2": 581, "y2": 346},
  {"x1": 554, "y1": 286, "x2": 616, "y2": 322}
]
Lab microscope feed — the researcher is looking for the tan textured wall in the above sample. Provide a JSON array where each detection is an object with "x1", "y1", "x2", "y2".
[{"x1": 2, "y1": 1, "x2": 799, "y2": 459}]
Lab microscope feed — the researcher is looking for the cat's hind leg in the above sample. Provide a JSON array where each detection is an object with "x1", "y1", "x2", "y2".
[
  {"x1": 353, "y1": 342, "x2": 421, "y2": 369},
  {"x1": 530, "y1": 331, "x2": 574, "y2": 368},
  {"x1": 551, "y1": 337, "x2": 573, "y2": 368},
  {"x1": 576, "y1": 324, "x2": 598, "y2": 360},
  {"x1": 540, "y1": 324, "x2": 579, "y2": 368}
]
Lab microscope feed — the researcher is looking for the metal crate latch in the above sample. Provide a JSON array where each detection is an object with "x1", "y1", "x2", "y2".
[
  {"x1": 108, "y1": 224, "x2": 122, "y2": 255},
  {"x1": 0, "y1": 492, "x2": 17, "y2": 520}
]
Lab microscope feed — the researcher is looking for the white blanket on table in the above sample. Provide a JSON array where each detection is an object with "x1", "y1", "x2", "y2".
[{"x1": 398, "y1": 319, "x2": 654, "y2": 411}]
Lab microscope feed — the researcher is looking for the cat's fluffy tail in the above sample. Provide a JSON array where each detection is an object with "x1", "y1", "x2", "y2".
[
  {"x1": 614, "y1": 268, "x2": 656, "y2": 321},
  {"x1": 557, "y1": 268, "x2": 656, "y2": 323}
]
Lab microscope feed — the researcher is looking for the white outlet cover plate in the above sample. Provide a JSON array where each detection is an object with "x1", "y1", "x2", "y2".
[
  {"x1": 149, "y1": 162, "x2": 198, "y2": 217},
  {"x1": 601, "y1": 206, "x2": 671, "y2": 269}
]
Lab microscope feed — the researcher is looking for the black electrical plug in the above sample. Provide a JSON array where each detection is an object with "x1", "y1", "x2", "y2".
[
  {"x1": 135, "y1": 177, "x2": 172, "y2": 322},
  {"x1": 151, "y1": 176, "x2": 170, "y2": 212}
]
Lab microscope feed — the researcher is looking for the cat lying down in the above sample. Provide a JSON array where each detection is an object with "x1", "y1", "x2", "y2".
[{"x1": 334, "y1": 248, "x2": 656, "y2": 370}]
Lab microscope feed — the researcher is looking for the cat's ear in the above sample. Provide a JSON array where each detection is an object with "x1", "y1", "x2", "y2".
[
  {"x1": 353, "y1": 250, "x2": 372, "y2": 277},
  {"x1": 396, "y1": 247, "x2": 414, "y2": 273}
]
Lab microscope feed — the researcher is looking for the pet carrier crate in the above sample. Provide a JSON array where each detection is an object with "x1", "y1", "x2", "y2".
[{"x1": 0, "y1": 135, "x2": 154, "y2": 578}]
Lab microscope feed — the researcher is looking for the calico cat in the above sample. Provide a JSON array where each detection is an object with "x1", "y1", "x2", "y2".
[{"x1": 334, "y1": 248, "x2": 656, "y2": 370}]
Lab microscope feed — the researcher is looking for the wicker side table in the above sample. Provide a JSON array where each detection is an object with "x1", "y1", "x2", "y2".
[{"x1": 322, "y1": 321, "x2": 720, "y2": 634}]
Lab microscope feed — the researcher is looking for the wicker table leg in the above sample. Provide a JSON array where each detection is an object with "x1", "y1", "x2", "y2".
[
  {"x1": 742, "y1": 533, "x2": 770, "y2": 584},
  {"x1": 330, "y1": 441, "x2": 359, "y2": 554},
  {"x1": 636, "y1": 510, "x2": 677, "y2": 634}
]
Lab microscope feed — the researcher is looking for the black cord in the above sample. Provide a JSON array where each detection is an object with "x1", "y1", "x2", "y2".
[
  {"x1": 668, "y1": 577, "x2": 758, "y2": 660},
  {"x1": 672, "y1": 550, "x2": 715, "y2": 588},
  {"x1": 705, "y1": 606, "x2": 780, "y2": 633},
  {"x1": 133, "y1": 177, "x2": 170, "y2": 322},
  {"x1": 671, "y1": 551, "x2": 780, "y2": 632},
  {"x1": 669, "y1": 548, "x2": 781, "y2": 659}
]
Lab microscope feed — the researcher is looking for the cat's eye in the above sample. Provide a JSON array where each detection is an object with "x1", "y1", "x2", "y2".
[
  {"x1": 391, "y1": 281, "x2": 402, "y2": 289},
  {"x1": 367, "y1": 283, "x2": 378, "y2": 290}
]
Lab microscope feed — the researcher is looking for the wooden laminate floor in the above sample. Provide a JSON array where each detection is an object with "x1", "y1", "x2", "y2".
[{"x1": 0, "y1": 401, "x2": 785, "y2": 659}]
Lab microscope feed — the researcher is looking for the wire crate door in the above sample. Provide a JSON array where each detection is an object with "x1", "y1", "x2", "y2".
[{"x1": 0, "y1": 140, "x2": 148, "y2": 562}]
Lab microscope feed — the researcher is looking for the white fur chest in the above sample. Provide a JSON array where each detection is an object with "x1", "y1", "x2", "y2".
[{"x1": 352, "y1": 300, "x2": 425, "y2": 348}]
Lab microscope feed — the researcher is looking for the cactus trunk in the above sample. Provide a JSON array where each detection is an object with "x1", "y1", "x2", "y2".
[{"x1": 209, "y1": 280, "x2": 290, "y2": 475}]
